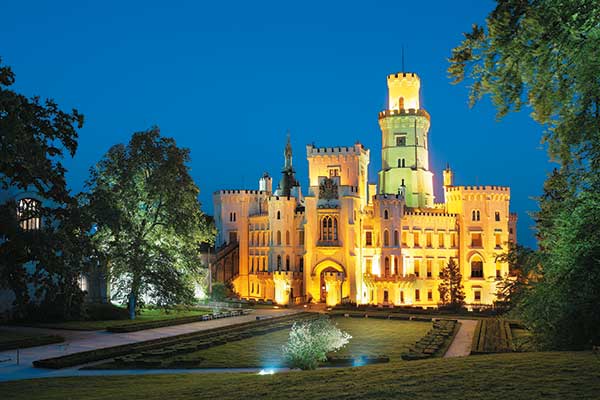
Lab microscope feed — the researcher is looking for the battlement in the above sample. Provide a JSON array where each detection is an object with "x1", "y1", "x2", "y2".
[
  {"x1": 378, "y1": 108, "x2": 430, "y2": 121},
  {"x1": 404, "y1": 209, "x2": 457, "y2": 217},
  {"x1": 214, "y1": 189, "x2": 269, "y2": 196},
  {"x1": 373, "y1": 193, "x2": 404, "y2": 201},
  {"x1": 306, "y1": 142, "x2": 368, "y2": 157},
  {"x1": 446, "y1": 185, "x2": 510, "y2": 193},
  {"x1": 387, "y1": 72, "x2": 419, "y2": 81}
]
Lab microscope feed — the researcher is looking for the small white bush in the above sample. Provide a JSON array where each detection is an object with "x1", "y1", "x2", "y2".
[{"x1": 282, "y1": 317, "x2": 351, "y2": 370}]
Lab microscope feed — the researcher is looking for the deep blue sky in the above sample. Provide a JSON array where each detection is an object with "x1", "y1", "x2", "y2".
[{"x1": 2, "y1": 0, "x2": 551, "y2": 248}]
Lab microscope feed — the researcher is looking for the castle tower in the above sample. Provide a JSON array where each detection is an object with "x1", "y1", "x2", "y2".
[{"x1": 377, "y1": 72, "x2": 434, "y2": 208}]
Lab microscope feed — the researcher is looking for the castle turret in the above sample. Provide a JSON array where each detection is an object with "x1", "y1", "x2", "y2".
[
  {"x1": 259, "y1": 172, "x2": 272, "y2": 193},
  {"x1": 275, "y1": 134, "x2": 300, "y2": 197},
  {"x1": 377, "y1": 72, "x2": 434, "y2": 208}
]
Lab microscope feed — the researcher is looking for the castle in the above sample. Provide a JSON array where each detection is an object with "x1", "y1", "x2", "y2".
[{"x1": 212, "y1": 71, "x2": 517, "y2": 307}]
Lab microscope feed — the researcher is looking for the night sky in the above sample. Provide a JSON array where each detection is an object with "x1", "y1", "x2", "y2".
[{"x1": 2, "y1": 1, "x2": 551, "y2": 248}]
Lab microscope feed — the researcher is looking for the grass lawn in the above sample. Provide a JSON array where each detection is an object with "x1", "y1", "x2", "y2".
[
  {"x1": 0, "y1": 330, "x2": 63, "y2": 351},
  {"x1": 27, "y1": 309, "x2": 210, "y2": 331},
  {"x1": 2, "y1": 352, "x2": 599, "y2": 399},
  {"x1": 162, "y1": 317, "x2": 430, "y2": 368}
]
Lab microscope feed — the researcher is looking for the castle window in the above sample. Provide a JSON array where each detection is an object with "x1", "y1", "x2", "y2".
[
  {"x1": 470, "y1": 257, "x2": 484, "y2": 278},
  {"x1": 383, "y1": 230, "x2": 390, "y2": 246},
  {"x1": 277, "y1": 255, "x2": 282, "y2": 270},
  {"x1": 298, "y1": 230, "x2": 305, "y2": 245},
  {"x1": 298, "y1": 256, "x2": 304, "y2": 272},
  {"x1": 495, "y1": 233, "x2": 502, "y2": 248},
  {"x1": 472, "y1": 210, "x2": 481, "y2": 221},
  {"x1": 365, "y1": 258, "x2": 373, "y2": 274},
  {"x1": 474, "y1": 290, "x2": 481, "y2": 302},
  {"x1": 286, "y1": 230, "x2": 290, "y2": 245},
  {"x1": 251, "y1": 257, "x2": 254, "y2": 272},
  {"x1": 427, "y1": 289, "x2": 433, "y2": 301},
  {"x1": 400, "y1": 290, "x2": 405, "y2": 303},
  {"x1": 286, "y1": 255, "x2": 290, "y2": 271},
  {"x1": 426, "y1": 232, "x2": 432, "y2": 248},
  {"x1": 277, "y1": 210, "x2": 281, "y2": 220},
  {"x1": 395, "y1": 135, "x2": 406, "y2": 146},
  {"x1": 17, "y1": 198, "x2": 41, "y2": 231},
  {"x1": 402, "y1": 231, "x2": 408, "y2": 246},
  {"x1": 365, "y1": 231, "x2": 373, "y2": 246},
  {"x1": 384, "y1": 209, "x2": 389, "y2": 219},
  {"x1": 495, "y1": 211, "x2": 501, "y2": 221},
  {"x1": 262, "y1": 257, "x2": 266, "y2": 271},
  {"x1": 329, "y1": 168, "x2": 340, "y2": 178},
  {"x1": 384, "y1": 257, "x2": 390, "y2": 277},
  {"x1": 398, "y1": 158, "x2": 406, "y2": 168},
  {"x1": 438, "y1": 259, "x2": 445, "y2": 277},
  {"x1": 276, "y1": 230, "x2": 282, "y2": 245},
  {"x1": 438, "y1": 233, "x2": 445, "y2": 248},
  {"x1": 393, "y1": 230, "x2": 399, "y2": 247},
  {"x1": 451, "y1": 233, "x2": 457, "y2": 247},
  {"x1": 427, "y1": 259, "x2": 432, "y2": 278},
  {"x1": 414, "y1": 259, "x2": 420, "y2": 277},
  {"x1": 496, "y1": 261, "x2": 502, "y2": 279},
  {"x1": 471, "y1": 233, "x2": 483, "y2": 247},
  {"x1": 415, "y1": 289, "x2": 420, "y2": 302},
  {"x1": 413, "y1": 232, "x2": 420, "y2": 247},
  {"x1": 320, "y1": 215, "x2": 338, "y2": 242}
]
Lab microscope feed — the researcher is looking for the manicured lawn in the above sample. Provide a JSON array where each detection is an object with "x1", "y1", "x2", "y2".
[
  {"x1": 0, "y1": 330, "x2": 63, "y2": 351},
  {"x1": 27, "y1": 309, "x2": 210, "y2": 331},
  {"x1": 162, "y1": 317, "x2": 430, "y2": 368},
  {"x1": 2, "y1": 352, "x2": 599, "y2": 399}
]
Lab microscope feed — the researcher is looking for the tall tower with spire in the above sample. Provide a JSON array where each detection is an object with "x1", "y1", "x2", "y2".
[
  {"x1": 377, "y1": 72, "x2": 434, "y2": 208},
  {"x1": 275, "y1": 133, "x2": 299, "y2": 197}
]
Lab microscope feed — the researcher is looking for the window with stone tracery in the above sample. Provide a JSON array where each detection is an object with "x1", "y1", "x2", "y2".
[
  {"x1": 17, "y1": 198, "x2": 41, "y2": 231},
  {"x1": 319, "y1": 215, "x2": 338, "y2": 242}
]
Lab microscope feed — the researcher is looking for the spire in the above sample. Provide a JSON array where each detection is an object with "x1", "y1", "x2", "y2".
[{"x1": 284, "y1": 130, "x2": 292, "y2": 169}]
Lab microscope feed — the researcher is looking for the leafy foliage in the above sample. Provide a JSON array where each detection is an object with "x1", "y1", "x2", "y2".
[
  {"x1": 0, "y1": 57, "x2": 83, "y2": 203},
  {"x1": 0, "y1": 58, "x2": 88, "y2": 320},
  {"x1": 449, "y1": 0, "x2": 600, "y2": 348},
  {"x1": 438, "y1": 258, "x2": 465, "y2": 309},
  {"x1": 282, "y1": 317, "x2": 351, "y2": 370},
  {"x1": 84, "y1": 128, "x2": 213, "y2": 312}
]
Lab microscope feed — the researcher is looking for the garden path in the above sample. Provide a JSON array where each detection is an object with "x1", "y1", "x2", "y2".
[
  {"x1": 443, "y1": 319, "x2": 478, "y2": 358},
  {"x1": 0, "y1": 308, "x2": 299, "y2": 382}
]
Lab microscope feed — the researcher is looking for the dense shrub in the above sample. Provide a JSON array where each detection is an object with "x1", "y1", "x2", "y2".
[
  {"x1": 282, "y1": 317, "x2": 351, "y2": 370},
  {"x1": 85, "y1": 303, "x2": 129, "y2": 321}
]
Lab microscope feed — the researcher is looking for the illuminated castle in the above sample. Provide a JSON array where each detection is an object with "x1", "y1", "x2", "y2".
[{"x1": 212, "y1": 71, "x2": 517, "y2": 307}]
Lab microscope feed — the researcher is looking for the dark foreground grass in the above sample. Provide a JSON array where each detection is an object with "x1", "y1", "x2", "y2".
[
  {"x1": 26, "y1": 309, "x2": 209, "y2": 331},
  {"x1": 2, "y1": 352, "x2": 599, "y2": 399}
]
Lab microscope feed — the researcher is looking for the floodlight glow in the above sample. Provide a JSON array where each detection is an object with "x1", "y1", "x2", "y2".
[{"x1": 258, "y1": 369, "x2": 275, "y2": 375}]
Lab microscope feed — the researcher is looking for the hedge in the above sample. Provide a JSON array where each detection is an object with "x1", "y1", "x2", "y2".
[
  {"x1": 470, "y1": 318, "x2": 514, "y2": 354},
  {"x1": 106, "y1": 310, "x2": 250, "y2": 333},
  {"x1": 401, "y1": 319, "x2": 458, "y2": 361},
  {"x1": 0, "y1": 334, "x2": 64, "y2": 351}
]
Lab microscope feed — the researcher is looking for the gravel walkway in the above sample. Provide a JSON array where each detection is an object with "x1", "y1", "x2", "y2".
[{"x1": 443, "y1": 319, "x2": 478, "y2": 358}]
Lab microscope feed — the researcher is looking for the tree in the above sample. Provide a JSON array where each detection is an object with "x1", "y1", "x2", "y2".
[
  {"x1": 0, "y1": 58, "x2": 83, "y2": 203},
  {"x1": 282, "y1": 317, "x2": 351, "y2": 370},
  {"x1": 0, "y1": 58, "x2": 87, "y2": 319},
  {"x1": 495, "y1": 243, "x2": 541, "y2": 310},
  {"x1": 85, "y1": 128, "x2": 213, "y2": 315},
  {"x1": 438, "y1": 258, "x2": 465, "y2": 309},
  {"x1": 449, "y1": 0, "x2": 600, "y2": 348}
]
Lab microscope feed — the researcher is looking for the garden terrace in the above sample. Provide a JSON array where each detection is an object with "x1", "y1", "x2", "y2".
[
  {"x1": 470, "y1": 319, "x2": 514, "y2": 354},
  {"x1": 33, "y1": 312, "x2": 313, "y2": 369},
  {"x1": 96, "y1": 316, "x2": 432, "y2": 369},
  {"x1": 0, "y1": 330, "x2": 64, "y2": 351},
  {"x1": 401, "y1": 319, "x2": 459, "y2": 360}
]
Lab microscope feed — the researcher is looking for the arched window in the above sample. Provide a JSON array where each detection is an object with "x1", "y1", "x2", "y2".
[
  {"x1": 277, "y1": 255, "x2": 282, "y2": 270},
  {"x1": 384, "y1": 209, "x2": 389, "y2": 219},
  {"x1": 320, "y1": 216, "x2": 338, "y2": 242},
  {"x1": 472, "y1": 210, "x2": 481, "y2": 222},
  {"x1": 495, "y1": 211, "x2": 501, "y2": 221},
  {"x1": 470, "y1": 256, "x2": 484, "y2": 278},
  {"x1": 383, "y1": 230, "x2": 390, "y2": 246},
  {"x1": 384, "y1": 257, "x2": 390, "y2": 277},
  {"x1": 393, "y1": 230, "x2": 399, "y2": 246},
  {"x1": 285, "y1": 230, "x2": 290, "y2": 245},
  {"x1": 286, "y1": 255, "x2": 290, "y2": 271},
  {"x1": 277, "y1": 210, "x2": 281, "y2": 220},
  {"x1": 276, "y1": 230, "x2": 281, "y2": 245},
  {"x1": 251, "y1": 257, "x2": 254, "y2": 272},
  {"x1": 397, "y1": 158, "x2": 405, "y2": 168},
  {"x1": 17, "y1": 198, "x2": 41, "y2": 231}
]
